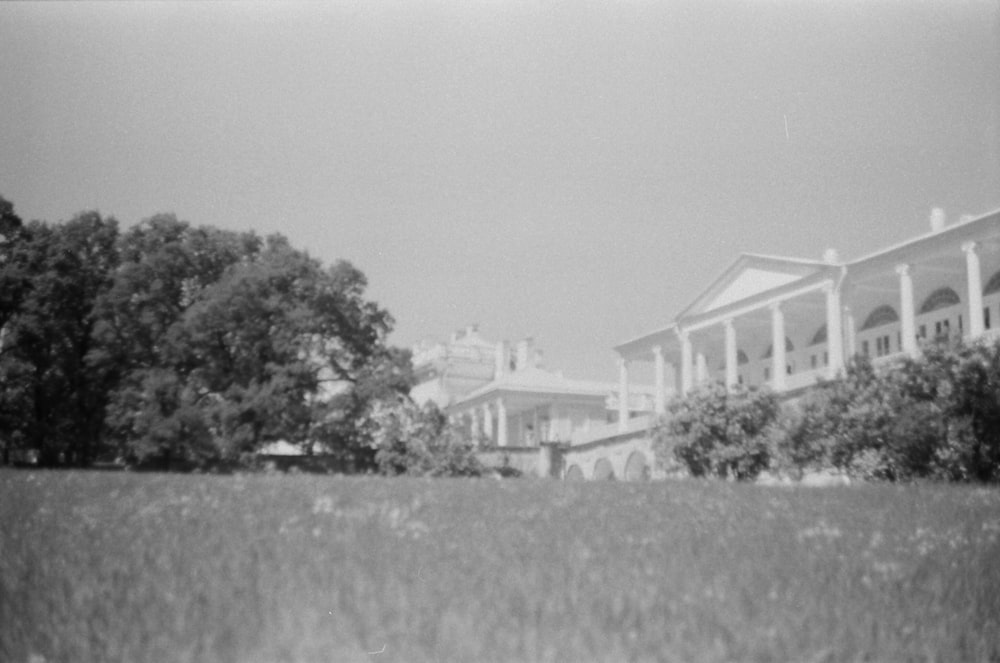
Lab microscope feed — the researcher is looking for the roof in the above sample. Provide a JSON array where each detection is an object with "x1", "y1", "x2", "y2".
[{"x1": 453, "y1": 365, "x2": 616, "y2": 406}]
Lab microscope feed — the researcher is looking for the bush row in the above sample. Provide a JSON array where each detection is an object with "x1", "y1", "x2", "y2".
[{"x1": 653, "y1": 339, "x2": 1000, "y2": 482}]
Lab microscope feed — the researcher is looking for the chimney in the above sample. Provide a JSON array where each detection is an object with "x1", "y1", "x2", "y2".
[
  {"x1": 822, "y1": 248, "x2": 839, "y2": 264},
  {"x1": 929, "y1": 208, "x2": 946, "y2": 233},
  {"x1": 494, "y1": 341, "x2": 509, "y2": 379}
]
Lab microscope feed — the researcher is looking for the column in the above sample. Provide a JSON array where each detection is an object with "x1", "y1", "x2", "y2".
[
  {"x1": 770, "y1": 302, "x2": 786, "y2": 390},
  {"x1": 695, "y1": 352, "x2": 708, "y2": 385},
  {"x1": 482, "y1": 403, "x2": 493, "y2": 443},
  {"x1": 652, "y1": 345, "x2": 666, "y2": 415},
  {"x1": 963, "y1": 241, "x2": 985, "y2": 338},
  {"x1": 496, "y1": 398, "x2": 508, "y2": 447},
  {"x1": 617, "y1": 356, "x2": 630, "y2": 432},
  {"x1": 679, "y1": 330, "x2": 693, "y2": 394},
  {"x1": 897, "y1": 264, "x2": 917, "y2": 355},
  {"x1": 723, "y1": 318, "x2": 738, "y2": 388},
  {"x1": 824, "y1": 283, "x2": 844, "y2": 377},
  {"x1": 470, "y1": 407, "x2": 481, "y2": 443},
  {"x1": 844, "y1": 306, "x2": 857, "y2": 358}
]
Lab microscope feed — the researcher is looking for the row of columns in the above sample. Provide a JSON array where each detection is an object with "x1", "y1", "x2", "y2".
[
  {"x1": 615, "y1": 240, "x2": 988, "y2": 416},
  {"x1": 615, "y1": 282, "x2": 844, "y2": 421},
  {"x1": 462, "y1": 398, "x2": 562, "y2": 447}
]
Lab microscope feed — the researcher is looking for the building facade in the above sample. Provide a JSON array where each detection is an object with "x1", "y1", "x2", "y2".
[
  {"x1": 409, "y1": 328, "x2": 652, "y2": 458},
  {"x1": 561, "y1": 207, "x2": 1000, "y2": 480}
]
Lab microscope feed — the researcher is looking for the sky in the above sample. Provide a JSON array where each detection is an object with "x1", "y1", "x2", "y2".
[{"x1": 2, "y1": 1, "x2": 999, "y2": 382}]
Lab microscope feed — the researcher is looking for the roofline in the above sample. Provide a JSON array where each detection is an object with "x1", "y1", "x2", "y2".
[
  {"x1": 674, "y1": 252, "x2": 835, "y2": 320},
  {"x1": 847, "y1": 207, "x2": 1000, "y2": 268}
]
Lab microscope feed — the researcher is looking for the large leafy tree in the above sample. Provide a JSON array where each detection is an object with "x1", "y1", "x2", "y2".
[
  {"x1": 94, "y1": 215, "x2": 265, "y2": 465},
  {"x1": 0, "y1": 210, "x2": 119, "y2": 465},
  {"x1": 96, "y1": 217, "x2": 410, "y2": 468}
]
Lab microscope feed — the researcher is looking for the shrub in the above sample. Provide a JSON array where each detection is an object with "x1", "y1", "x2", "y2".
[
  {"x1": 654, "y1": 382, "x2": 779, "y2": 480},
  {"x1": 777, "y1": 341, "x2": 1000, "y2": 482},
  {"x1": 369, "y1": 399, "x2": 482, "y2": 478}
]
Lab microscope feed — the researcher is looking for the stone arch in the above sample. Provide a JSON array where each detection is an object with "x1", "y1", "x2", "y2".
[
  {"x1": 624, "y1": 451, "x2": 650, "y2": 481},
  {"x1": 592, "y1": 457, "x2": 615, "y2": 481},
  {"x1": 564, "y1": 464, "x2": 584, "y2": 481},
  {"x1": 985, "y1": 270, "x2": 1000, "y2": 295},
  {"x1": 861, "y1": 304, "x2": 899, "y2": 330},
  {"x1": 919, "y1": 287, "x2": 961, "y2": 314}
]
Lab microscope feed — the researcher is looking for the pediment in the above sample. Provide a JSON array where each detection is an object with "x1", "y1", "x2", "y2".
[{"x1": 681, "y1": 254, "x2": 828, "y2": 317}]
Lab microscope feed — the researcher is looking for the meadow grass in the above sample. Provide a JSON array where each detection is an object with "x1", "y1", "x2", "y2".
[{"x1": 1, "y1": 470, "x2": 999, "y2": 663}]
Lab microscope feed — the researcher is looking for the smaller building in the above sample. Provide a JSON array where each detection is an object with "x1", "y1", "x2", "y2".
[{"x1": 410, "y1": 327, "x2": 651, "y2": 449}]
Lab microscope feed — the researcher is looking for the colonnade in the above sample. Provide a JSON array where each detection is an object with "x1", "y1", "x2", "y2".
[{"x1": 615, "y1": 238, "x2": 989, "y2": 427}]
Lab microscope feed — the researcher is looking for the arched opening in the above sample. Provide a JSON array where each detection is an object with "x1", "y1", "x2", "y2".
[
  {"x1": 984, "y1": 270, "x2": 1000, "y2": 295},
  {"x1": 624, "y1": 451, "x2": 650, "y2": 481},
  {"x1": 593, "y1": 458, "x2": 615, "y2": 481},
  {"x1": 564, "y1": 464, "x2": 584, "y2": 481},
  {"x1": 919, "y1": 287, "x2": 960, "y2": 314},
  {"x1": 810, "y1": 324, "x2": 827, "y2": 346},
  {"x1": 861, "y1": 304, "x2": 899, "y2": 330},
  {"x1": 761, "y1": 337, "x2": 795, "y2": 358}
]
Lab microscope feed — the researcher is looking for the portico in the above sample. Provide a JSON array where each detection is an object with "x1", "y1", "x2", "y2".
[{"x1": 611, "y1": 208, "x2": 1000, "y2": 410}]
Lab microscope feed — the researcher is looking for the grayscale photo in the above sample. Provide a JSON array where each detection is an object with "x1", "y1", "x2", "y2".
[{"x1": 1, "y1": 1, "x2": 999, "y2": 661}]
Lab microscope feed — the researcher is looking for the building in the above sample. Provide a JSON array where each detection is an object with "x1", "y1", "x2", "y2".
[
  {"x1": 560, "y1": 206, "x2": 1000, "y2": 480},
  {"x1": 409, "y1": 327, "x2": 652, "y2": 468}
]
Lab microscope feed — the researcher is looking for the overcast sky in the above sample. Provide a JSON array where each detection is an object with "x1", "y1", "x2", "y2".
[{"x1": 2, "y1": 1, "x2": 998, "y2": 381}]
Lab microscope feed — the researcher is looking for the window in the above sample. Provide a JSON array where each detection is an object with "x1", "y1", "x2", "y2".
[
  {"x1": 823, "y1": 351, "x2": 829, "y2": 366},
  {"x1": 764, "y1": 367, "x2": 771, "y2": 380},
  {"x1": 862, "y1": 340, "x2": 870, "y2": 357},
  {"x1": 811, "y1": 355, "x2": 817, "y2": 369},
  {"x1": 959, "y1": 315, "x2": 963, "y2": 333},
  {"x1": 985, "y1": 307, "x2": 991, "y2": 330},
  {"x1": 919, "y1": 324, "x2": 926, "y2": 339}
]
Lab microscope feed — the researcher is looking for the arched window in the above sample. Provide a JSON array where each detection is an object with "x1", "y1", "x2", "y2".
[
  {"x1": 720, "y1": 350, "x2": 750, "y2": 370},
  {"x1": 861, "y1": 304, "x2": 899, "y2": 331},
  {"x1": 985, "y1": 271, "x2": 1000, "y2": 295},
  {"x1": 919, "y1": 287, "x2": 961, "y2": 314},
  {"x1": 810, "y1": 324, "x2": 827, "y2": 346},
  {"x1": 762, "y1": 337, "x2": 795, "y2": 359},
  {"x1": 564, "y1": 465, "x2": 584, "y2": 481}
]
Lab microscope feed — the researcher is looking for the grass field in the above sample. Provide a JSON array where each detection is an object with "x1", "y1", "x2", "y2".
[{"x1": 2, "y1": 471, "x2": 999, "y2": 663}]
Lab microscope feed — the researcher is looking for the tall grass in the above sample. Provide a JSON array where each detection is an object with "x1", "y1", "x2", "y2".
[{"x1": 2, "y1": 470, "x2": 999, "y2": 662}]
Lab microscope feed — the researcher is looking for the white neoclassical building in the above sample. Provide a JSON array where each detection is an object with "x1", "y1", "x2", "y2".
[
  {"x1": 410, "y1": 327, "x2": 652, "y2": 450},
  {"x1": 612, "y1": 207, "x2": 1000, "y2": 420}
]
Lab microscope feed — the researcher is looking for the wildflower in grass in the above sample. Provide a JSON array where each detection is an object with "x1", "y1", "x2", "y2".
[
  {"x1": 796, "y1": 520, "x2": 843, "y2": 542},
  {"x1": 312, "y1": 495, "x2": 336, "y2": 514}
]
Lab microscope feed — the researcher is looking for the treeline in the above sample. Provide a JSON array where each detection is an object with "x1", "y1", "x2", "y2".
[
  {"x1": 0, "y1": 196, "x2": 432, "y2": 471},
  {"x1": 655, "y1": 340, "x2": 1000, "y2": 483}
]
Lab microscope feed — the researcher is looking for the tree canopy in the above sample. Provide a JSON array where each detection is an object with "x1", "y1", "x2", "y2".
[{"x1": 0, "y1": 200, "x2": 414, "y2": 470}]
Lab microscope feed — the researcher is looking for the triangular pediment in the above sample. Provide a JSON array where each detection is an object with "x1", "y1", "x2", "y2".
[{"x1": 681, "y1": 254, "x2": 829, "y2": 318}]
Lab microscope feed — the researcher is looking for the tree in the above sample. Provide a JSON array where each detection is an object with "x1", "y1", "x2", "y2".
[
  {"x1": 654, "y1": 382, "x2": 778, "y2": 480},
  {"x1": 97, "y1": 219, "x2": 405, "y2": 468},
  {"x1": 0, "y1": 211, "x2": 119, "y2": 465}
]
